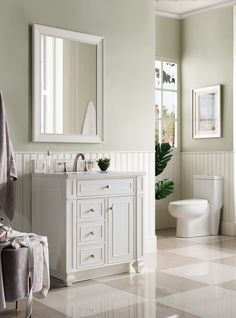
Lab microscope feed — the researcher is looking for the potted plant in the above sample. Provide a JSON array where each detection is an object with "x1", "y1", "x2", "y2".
[
  {"x1": 97, "y1": 158, "x2": 111, "y2": 172},
  {"x1": 155, "y1": 143, "x2": 174, "y2": 200}
]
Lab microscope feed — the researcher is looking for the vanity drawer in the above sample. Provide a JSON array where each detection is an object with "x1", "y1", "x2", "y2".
[
  {"x1": 77, "y1": 198, "x2": 105, "y2": 221},
  {"x1": 77, "y1": 223, "x2": 104, "y2": 245},
  {"x1": 77, "y1": 245, "x2": 104, "y2": 268},
  {"x1": 76, "y1": 178, "x2": 134, "y2": 197}
]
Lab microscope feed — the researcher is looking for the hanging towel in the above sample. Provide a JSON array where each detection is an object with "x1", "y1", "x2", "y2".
[{"x1": 0, "y1": 91, "x2": 17, "y2": 221}]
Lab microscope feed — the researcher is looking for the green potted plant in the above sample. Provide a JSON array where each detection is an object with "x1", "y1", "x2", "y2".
[
  {"x1": 97, "y1": 158, "x2": 111, "y2": 172},
  {"x1": 155, "y1": 143, "x2": 174, "y2": 200}
]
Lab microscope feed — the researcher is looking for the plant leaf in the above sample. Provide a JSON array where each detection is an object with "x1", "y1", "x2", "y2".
[
  {"x1": 155, "y1": 143, "x2": 173, "y2": 176},
  {"x1": 155, "y1": 179, "x2": 174, "y2": 200}
]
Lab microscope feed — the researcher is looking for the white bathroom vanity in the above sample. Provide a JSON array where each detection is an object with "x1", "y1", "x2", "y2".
[{"x1": 32, "y1": 171, "x2": 145, "y2": 286}]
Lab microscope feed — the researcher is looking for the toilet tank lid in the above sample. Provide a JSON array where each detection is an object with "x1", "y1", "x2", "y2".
[
  {"x1": 193, "y1": 175, "x2": 223, "y2": 180},
  {"x1": 169, "y1": 199, "x2": 208, "y2": 207}
]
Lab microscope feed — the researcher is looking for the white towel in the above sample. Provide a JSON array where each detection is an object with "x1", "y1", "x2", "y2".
[{"x1": 0, "y1": 91, "x2": 17, "y2": 221}]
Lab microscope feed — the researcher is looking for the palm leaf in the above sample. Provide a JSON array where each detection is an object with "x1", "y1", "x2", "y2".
[
  {"x1": 155, "y1": 179, "x2": 174, "y2": 200},
  {"x1": 155, "y1": 143, "x2": 173, "y2": 176}
]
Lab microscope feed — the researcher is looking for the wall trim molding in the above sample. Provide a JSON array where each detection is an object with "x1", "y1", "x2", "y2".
[
  {"x1": 221, "y1": 221, "x2": 236, "y2": 236},
  {"x1": 15, "y1": 150, "x2": 155, "y2": 154},
  {"x1": 181, "y1": 151, "x2": 233, "y2": 154},
  {"x1": 155, "y1": 1, "x2": 236, "y2": 20},
  {"x1": 155, "y1": 10, "x2": 181, "y2": 19}
]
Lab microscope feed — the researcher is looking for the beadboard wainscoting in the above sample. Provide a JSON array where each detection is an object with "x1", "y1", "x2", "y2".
[
  {"x1": 12, "y1": 151, "x2": 156, "y2": 253},
  {"x1": 156, "y1": 151, "x2": 181, "y2": 230},
  {"x1": 181, "y1": 151, "x2": 235, "y2": 235}
]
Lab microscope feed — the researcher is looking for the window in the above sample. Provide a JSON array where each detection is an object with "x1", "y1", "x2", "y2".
[{"x1": 155, "y1": 60, "x2": 179, "y2": 147}]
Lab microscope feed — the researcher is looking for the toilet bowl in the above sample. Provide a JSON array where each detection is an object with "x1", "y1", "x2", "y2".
[{"x1": 168, "y1": 175, "x2": 223, "y2": 238}]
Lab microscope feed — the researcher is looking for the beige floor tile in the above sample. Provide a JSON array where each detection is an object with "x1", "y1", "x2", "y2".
[
  {"x1": 157, "y1": 238, "x2": 200, "y2": 250},
  {"x1": 218, "y1": 280, "x2": 236, "y2": 292},
  {"x1": 156, "y1": 228, "x2": 176, "y2": 239},
  {"x1": 95, "y1": 270, "x2": 207, "y2": 300},
  {"x1": 167, "y1": 244, "x2": 235, "y2": 260},
  {"x1": 212, "y1": 255, "x2": 236, "y2": 267},
  {"x1": 155, "y1": 251, "x2": 202, "y2": 270},
  {"x1": 180, "y1": 235, "x2": 233, "y2": 244},
  {"x1": 158, "y1": 286, "x2": 236, "y2": 318},
  {"x1": 208, "y1": 239, "x2": 236, "y2": 251},
  {"x1": 163, "y1": 262, "x2": 236, "y2": 285},
  {"x1": 1, "y1": 299, "x2": 69, "y2": 318},
  {"x1": 157, "y1": 303, "x2": 201, "y2": 318}
]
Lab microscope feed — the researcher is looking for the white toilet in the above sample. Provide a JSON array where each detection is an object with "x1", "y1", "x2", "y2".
[{"x1": 168, "y1": 175, "x2": 223, "y2": 238}]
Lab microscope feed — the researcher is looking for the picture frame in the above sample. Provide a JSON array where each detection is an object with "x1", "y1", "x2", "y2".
[{"x1": 192, "y1": 85, "x2": 221, "y2": 139}]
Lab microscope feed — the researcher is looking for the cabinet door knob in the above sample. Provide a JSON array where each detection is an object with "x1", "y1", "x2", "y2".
[
  {"x1": 90, "y1": 231, "x2": 95, "y2": 236},
  {"x1": 90, "y1": 254, "x2": 95, "y2": 258},
  {"x1": 104, "y1": 184, "x2": 110, "y2": 189},
  {"x1": 109, "y1": 204, "x2": 114, "y2": 211},
  {"x1": 89, "y1": 208, "x2": 95, "y2": 213}
]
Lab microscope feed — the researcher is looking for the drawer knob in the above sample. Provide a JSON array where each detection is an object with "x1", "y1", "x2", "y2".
[
  {"x1": 89, "y1": 208, "x2": 95, "y2": 213},
  {"x1": 90, "y1": 254, "x2": 95, "y2": 258},
  {"x1": 104, "y1": 184, "x2": 110, "y2": 189},
  {"x1": 90, "y1": 231, "x2": 95, "y2": 236}
]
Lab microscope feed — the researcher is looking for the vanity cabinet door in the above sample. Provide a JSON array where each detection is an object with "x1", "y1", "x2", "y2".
[{"x1": 107, "y1": 196, "x2": 134, "y2": 264}]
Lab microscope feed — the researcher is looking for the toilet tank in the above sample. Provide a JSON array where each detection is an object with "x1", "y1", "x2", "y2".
[{"x1": 193, "y1": 175, "x2": 223, "y2": 210}]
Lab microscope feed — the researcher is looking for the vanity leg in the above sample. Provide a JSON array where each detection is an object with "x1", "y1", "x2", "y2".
[
  {"x1": 132, "y1": 260, "x2": 144, "y2": 273},
  {"x1": 65, "y1": 274, "x2": 75, "y2": 287},
  {"x1": 15, "y1": 300, "x2": 19, "y2": 311}
]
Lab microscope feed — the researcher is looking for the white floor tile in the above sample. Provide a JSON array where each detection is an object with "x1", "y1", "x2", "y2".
[
  {"x1": 37, "y1": 283, "x2": 145, "y2": 317},
  {"x1": 163, "y1": 262, "x2": 236, "y2": 284},
  {"x1": 167, "y1": 244, "x2": 235, "y2": 260},
  {"x1": 158, "y1": 286, "x2": 236, "y2": 318}
]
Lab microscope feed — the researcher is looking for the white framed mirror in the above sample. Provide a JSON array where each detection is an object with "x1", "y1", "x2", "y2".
[{"x1": 32, "y1": 24, "x2": 104, "y2": 143}]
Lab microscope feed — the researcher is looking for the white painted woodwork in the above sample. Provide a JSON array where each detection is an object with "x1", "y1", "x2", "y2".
[
  {"x1": 32, "y1": 172, "x2": 144, "y2": 285},
  {"x1": 32, "y1": 24, "x2": 104, "y2": 143},
  {"x1": 155, "y1": 0, "x2": 235, "y2": 19},
  {"x1": 107, "y1": 196, "x2": 134, "y2": 264},
  {"x1": 12, "y1": 151, "x2": 156, "y2": 254}
]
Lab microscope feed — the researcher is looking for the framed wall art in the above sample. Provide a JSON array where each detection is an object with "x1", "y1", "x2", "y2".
[{"x1": 192, "y1": 85, "x2": 221, "y2": 139}]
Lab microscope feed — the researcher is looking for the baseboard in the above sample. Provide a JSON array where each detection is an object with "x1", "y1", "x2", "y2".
[
  {"x1": 221, "y1": 221, "x2": 236, "y2": 236},
  {"x1": 144, "y1": 235, "x2": 157, "y2": 253}
]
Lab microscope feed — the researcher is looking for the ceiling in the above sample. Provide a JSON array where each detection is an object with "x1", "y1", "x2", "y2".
[{"x1": 155, "y1": 0, "x2": 236, "y2": 18}]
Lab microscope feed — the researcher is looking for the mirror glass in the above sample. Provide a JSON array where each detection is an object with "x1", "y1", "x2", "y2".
[{"x1": 33, "y1": 24, "x2": 104, "y2": 143}]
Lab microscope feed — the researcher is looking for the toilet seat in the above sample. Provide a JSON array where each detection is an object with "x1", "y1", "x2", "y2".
[{"x1": 169, "y1": 199, "x2": 208, "y2": 207}]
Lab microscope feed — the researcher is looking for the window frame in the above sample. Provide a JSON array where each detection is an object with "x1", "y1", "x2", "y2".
[{"x1": 155, "y1": 57, "x2": 180, "y2": 150}]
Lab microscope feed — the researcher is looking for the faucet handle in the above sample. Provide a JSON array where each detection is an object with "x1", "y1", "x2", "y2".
[{"x1": 58, "y1": 162, "x2": 68, "y2": 172}]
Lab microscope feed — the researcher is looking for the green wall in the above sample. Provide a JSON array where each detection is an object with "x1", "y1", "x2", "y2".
[
  {"x1": 155, "y1": 15, "x2": 181, "y2": 59},
  {"x1": 0, "y1": 0, "x2": 154, "y2": 151},
  {"x1": 181, "y1": 7, "x2": 233, "y2": 151}
]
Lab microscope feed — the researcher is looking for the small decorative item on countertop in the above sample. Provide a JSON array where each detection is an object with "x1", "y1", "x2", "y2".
[
  {"x1": 97, "y1": 158, "x2": 111, "y2": 172},
  {"x1": 44, "y1": 150, "x2": 53, "y2": 173}
]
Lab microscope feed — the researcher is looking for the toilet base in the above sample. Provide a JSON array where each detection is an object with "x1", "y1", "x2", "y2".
[{"x1": 176, "y1": 216, "x2": 210, "y2": 238}]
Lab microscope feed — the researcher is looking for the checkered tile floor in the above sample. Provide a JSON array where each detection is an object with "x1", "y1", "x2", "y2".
[{"x1": 2, "y1": 229, "x2": 236, "y2": 318}]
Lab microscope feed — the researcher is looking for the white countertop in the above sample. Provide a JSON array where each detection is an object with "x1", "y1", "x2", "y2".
[{"x1": 32, "y1": 171, "x2": 145, "y2": 179}]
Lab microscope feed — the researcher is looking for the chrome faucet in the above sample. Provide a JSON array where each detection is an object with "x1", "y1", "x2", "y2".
[{"x1": 73, "y1": 153, "x2": 86, "y2": 172}]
